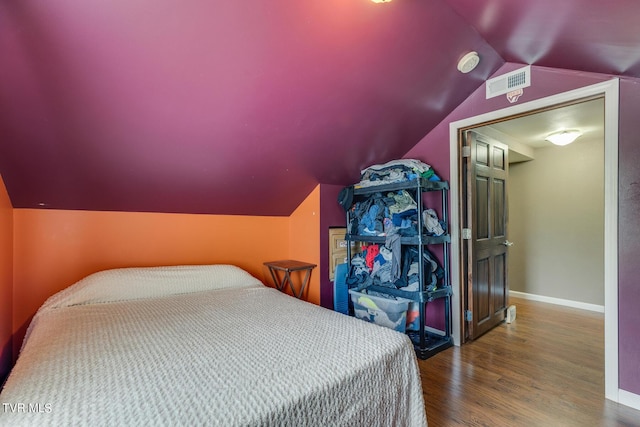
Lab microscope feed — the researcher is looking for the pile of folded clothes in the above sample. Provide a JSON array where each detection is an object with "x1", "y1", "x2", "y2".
[{"x1": 355, "y1": 159, "x2": 441, "y2": 189}]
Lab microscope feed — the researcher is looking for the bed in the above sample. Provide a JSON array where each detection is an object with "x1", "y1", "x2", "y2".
[{"x1": 0, "y1": 264, "x2": 427, "y2": 426}]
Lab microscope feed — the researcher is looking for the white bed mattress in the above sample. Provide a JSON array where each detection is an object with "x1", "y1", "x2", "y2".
[{"x1": 0, "y1": 265, "x2": 427, "y2": 426}]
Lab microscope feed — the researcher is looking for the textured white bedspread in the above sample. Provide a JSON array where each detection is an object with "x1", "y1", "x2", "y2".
[{"x1": 1, "y1": 265, "x2": 427, "y2": 426}]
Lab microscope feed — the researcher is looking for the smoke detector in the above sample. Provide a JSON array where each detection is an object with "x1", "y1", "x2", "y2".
[{"x1": 457, "y1": 51, "x2": 480, "y2": 74}]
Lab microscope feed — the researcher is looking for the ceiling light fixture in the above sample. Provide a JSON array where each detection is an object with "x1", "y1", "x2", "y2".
[
  {"x1": 457, "y1": 51, "x2": 480, "y2": 74},
  {"x1": 545, "y1": 129, "x2": 582, "y2": 146},
  {"x1": 371, "y1": 0, "x2": 392, "y2": 3}
]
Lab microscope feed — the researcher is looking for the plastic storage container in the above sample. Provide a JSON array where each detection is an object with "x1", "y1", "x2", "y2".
[
  {"x1": 349, "y1": 290, "x2": 410, "y2": 333},
  {"x1": 406, "y1": 301, "x2": 420, "y2": 331}
]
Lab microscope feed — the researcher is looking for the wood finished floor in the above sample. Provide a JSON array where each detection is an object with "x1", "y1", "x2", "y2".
[{"x1": 418, "y1": 297, "x2": 640, "y2": 427}]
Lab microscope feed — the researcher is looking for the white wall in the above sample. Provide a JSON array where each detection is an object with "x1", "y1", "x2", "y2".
[{"x1": 508, "y1": 137, "x2": 604, "y2": 305}]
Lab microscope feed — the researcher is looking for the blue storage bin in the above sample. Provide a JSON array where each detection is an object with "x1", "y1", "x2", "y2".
[{"x1": 349, "y1": 290, "x2": 410, "y2": 333}]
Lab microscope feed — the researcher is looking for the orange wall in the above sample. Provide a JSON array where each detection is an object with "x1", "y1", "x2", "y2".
[
  {"x1": 289, "y1": 185, "x2": 321, "y2": 304},
  {"x1": 12, "y1": 209, "x2": 290, "y2": 355},
  {"x1": 0, "y1": 174, "x2": 13, "y2": 380}
]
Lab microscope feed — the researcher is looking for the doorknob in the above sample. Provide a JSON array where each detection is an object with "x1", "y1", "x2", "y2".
[{"x1": 502, "y1": 240, "x2": 514, "y2": 247}]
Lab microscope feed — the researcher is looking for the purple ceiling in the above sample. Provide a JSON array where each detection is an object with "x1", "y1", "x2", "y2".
[
  {"x1": 0, "y1": 0, "x2": 637, "y2": 216},
  {"x1": 445, "y1": 0, "x2": 640, "y2": 77}
]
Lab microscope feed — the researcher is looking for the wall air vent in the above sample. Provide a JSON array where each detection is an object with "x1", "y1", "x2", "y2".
[{"x1": 485, "y1": 65, "x2": 531, "y2": 99}]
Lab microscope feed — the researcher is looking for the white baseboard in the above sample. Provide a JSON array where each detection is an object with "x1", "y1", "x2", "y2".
[
  {"x1": 619, "y1": 389, "x2": 640, "y2": 411},
  {"x1": 509, "y1": 291, "x2": 605, "y2": 313}
]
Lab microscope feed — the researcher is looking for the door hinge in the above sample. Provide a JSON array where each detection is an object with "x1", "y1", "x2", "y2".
[
  {"x1": 462, "y1": 146, "x2": 471, "y2": 158},
  {"x1": 465, "y1": 310, "x2": 473, "y2": 322},
  {"x1": 462, "y1": 228, "x2": 472, "y2": 240}
]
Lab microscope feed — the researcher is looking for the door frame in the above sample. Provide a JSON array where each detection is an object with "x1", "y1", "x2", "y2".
[{"x1": 448, "y1": 79, "x2": 619, "y2": 402}]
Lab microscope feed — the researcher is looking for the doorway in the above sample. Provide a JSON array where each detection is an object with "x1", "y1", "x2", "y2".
[
  {"x1": 448, "y1": 79, "x2": 619, "y2": 401},
  {"x1": 462, "y1": 97, "x2": 606, "y2": 341}
]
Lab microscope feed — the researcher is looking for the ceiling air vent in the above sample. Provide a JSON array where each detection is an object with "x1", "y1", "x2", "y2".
[{"x1": 485, "y1": 65, "x2": 531, "y2": 99}]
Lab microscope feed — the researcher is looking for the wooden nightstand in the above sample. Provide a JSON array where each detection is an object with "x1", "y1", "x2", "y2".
[{"x1": 264, "y1": 260, "x2": 317, "y2": 299}]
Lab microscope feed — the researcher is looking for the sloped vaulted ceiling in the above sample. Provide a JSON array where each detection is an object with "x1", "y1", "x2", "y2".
[
  {"x1": 446, "y1": 0, "x2": 640, "y2": 78},
  {"x1": 0, "y1": 0, "x2": 639, "y2": 216}
]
